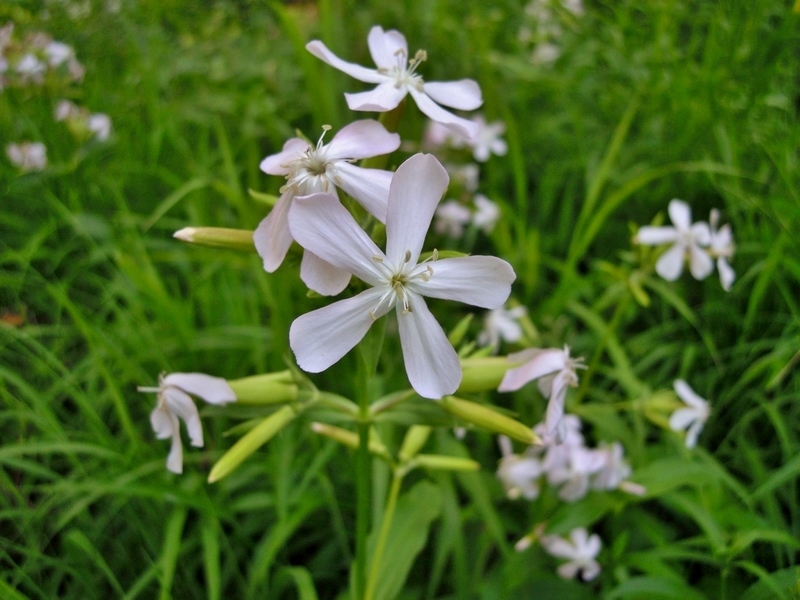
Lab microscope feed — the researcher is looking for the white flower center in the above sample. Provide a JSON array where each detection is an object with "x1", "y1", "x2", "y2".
[
  {"x1": 379, "y1": 48, "x2": 426, "y2": 92},
  {"x1": 369, "y1": 249, "x2": 438, "y2": 319},
  {"x1": 282, "y1": 125, "x2": 342, "y2": 195}
]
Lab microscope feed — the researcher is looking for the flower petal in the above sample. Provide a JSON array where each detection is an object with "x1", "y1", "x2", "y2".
[
  {"x1": 300, "y1": 250, "x2": 351, "y2": 296},
  {"x1": 654, "y1": 242, "x2": 685, "y2": 281},
  {"x1": 420, "y1": 256, "x2": 514, "y2": 308},
  {"x1": 636, "y1": 226, "x2": 678, "y2": 245},
  {"x1": 150, "y1": 406, "x2": 174, "y2": 440},
  {"x1": 498, "y1": 348, "x2": 566, "y2": 392},
  {"x1": 385, "y1": 153, "x2": 449, "y2": 265},
  {"x1": 685, "y1": 419, "x2": 704, "y2": 448},
  {"x1": 290, "y1": 287, "x2": 389, "y2": 373},
  {"x1": 541, "y1": 536, "x2": 578, "y2": 560},
  {"x1": 260, "y1": 137, "x2": 309, "y2": 175},
  {"x1": 673, "y1": 379, "x2": 707, "y2": 409},
  {"x1": 408, "y1": 87, "x2": 479, "y2": 139},
  {"x1": 669, "y1": 407, "x2": 697, "y2": 432},
  {"x1": 305, "y1": 40, "x2": 386, "y2": 83},
  {"x1": 254, "y1": 191, "x2": 295, "y2": 272},
  {"x1": 163, "y1": 387, "x2": 204, "y2": 447},
  {"x1": 288, "y1": 192, "x2": 384, "y2": 286},
  {"x1": 164, "y1": 412, "x2": 184, "y2": 474},
  {"x1": 331, "y1": 161, "x2": 392, "y2": 222},
  {"x1": 688, "y1": 243, "x2": 714, "y2": 280},
  {"x1": 718, "y1": 257, "x2": 735, "y2": 291},
  {"x1": 345, "y1": 82, "x2": 406, "y2": 112},
  {"x1": 163, "y1": 373, "x2": 236, "y2": 405},
  {"x1": 396, "y1": 294, "x2": 461, "y2": 399},
  {"x1": 544, "y1": 371, "x2": 569, "y2": 435},
  {"x1": 557, "y1": 562, "x2": 581, "y2": 580},
  {"x1": 581, "y1": 561, "x2": 601, "y2": 581},
  {"x1": 668, "y1": 199, "x2": 692, "y2": 231},
  {"x1": 326, "y1": 119, "x2": 400, "y2": 161},
  {"x1": 423, "y1": 79, "x2": 483, "y2": 111},
  {"x1": 367, "y1": 26, "x2": 408, "y2": 70}
]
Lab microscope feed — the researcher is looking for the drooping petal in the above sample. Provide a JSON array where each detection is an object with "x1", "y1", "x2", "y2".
[
  {"x1": 498, "y1": 348, "x2": 566, "y2": 392},
  {"x1": 164, "y1": 412, "x2": 183, "y2": 473},
  {"x1": 163, "y1": 373, "x2": 236, "y2": 405},
  {"x1": 408, "y1": 87, "x2": 479, "y2": 139},
  {"x1": 423, "y1": 79, "x2": 483, "y2": 111},
  {"x1": 669, "y1": 407, "x2": 697, "y2": 432},
  {"x1": 654, "y1": 242, "x2": 685, "y2": 281},
  {"x1": 163, "y1": 387, "x2": 203, "y2": 447},
  {"x1": 688, "y1": 243, "x2": 714, "y2": 280},
  {"x1": 288, "y1": 193, "x2": 385, "y2": 286},
  {"x1": 326, "y1": 119, "x2": 400, "y2": 160},
  {"x1": 259, "y1": 137, "x2": 309, "y2": 175},
  {"x1": 345, "y1": 82, "x2": 407, "y2": 112},
  {"x1": 150, "y1": 406, "x2": 173, "y2": 440},
  {"x1": 544, "y1": 371, "x2": 570, "y2": 435},
  {"x1": 674, "y1": 379, "x2": 707, "y2": 409},
  {"x1": 332, "y1": 162, "x2": 392, "y2": 222},
  {"x1": 685, "y1": 419, "x2": 704, "y2": 448},
  {"x1": 556, "y1": 562, "x2": 581, "y2": 580},
  {"x1": 367, "y1": 26, "x2": 408, "y2": 70},
  {"x1": 581, "y1": 561, "x2": 601, "y2": 582},
  {"x1": 290, "y1": 287, "x2": 389, "y2": 373},
  {"x1": 300, "y1": 250, "x2": 352, "y2": 296},
  {"x1": 396, "y1": 294, "x2": 461, "y2": 399},
  {"x1": 717, "y1": 257, "x2": 735, "y2": 291},
  {"x1": 385, "y1": 153, "x2": 449, "y2": 265},
  {"x1": 420, "y1": 255, "x2": 514, "y2": 308},
  {"x1": 668, "y1": 199, "x2": 692, "y2": 231},
  {"x1": 306, "y1": 40, "x2": 386, "y2": 84},
  {"x1": 254, "y1": 191, "x2": 295, "y2": 272},
  {"x1": 636, "y1": 226, "x2": 678, "y2": 245}
]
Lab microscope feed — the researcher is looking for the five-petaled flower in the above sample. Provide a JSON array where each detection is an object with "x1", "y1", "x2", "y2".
[
  {"x1": 287, "y1": 153, "x2": 515, "y2": 399},
  {"x1": 306, "y1": 26, "x2": 483, "y2": 139},
  {"x1": 540, "y1": 527, "x2": 602, "y2": 581},
  {"x1": 636, "y1": 199, "x2": 712, "y2": 282},
  {"x1": 709, "y1": 208, "x2": 736, "y2": 291},
  {"x1": 138, "y1": 373, "x2": 236, "y2": 473},
  {"x1": 670, "y1": 379, "x2": 710, "y2": 449},
  {"x1": 254, "y1": 120, "x2": 400, "y2": 295}
]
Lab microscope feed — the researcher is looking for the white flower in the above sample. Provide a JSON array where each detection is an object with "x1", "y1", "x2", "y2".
[
  {"x1": 444, "y1": 162, "x2": 479, "y2": 193},
  {"x1": 6, "y1": 142, "x2": 47, "y2": 172},
  {"x1": 44, "y1": 41, "x2": 74, "y2": 67},
  {"x1": 541, "y1": 527, "x2": 602, "y2": 581},
  {"x1": 472, "y1": 194, "x2": 500, "y2": 233},
  {"x1": 287, "y1": 153, "x2": 515, "y2": 399},
  {"x1": 496, "y1": 435, "x2": 543, "y2": 500},
  {"x1": 87, "y1": 113, "x2": 112, "y2": 141},
  {"x1": 547, "y1": 445, "x2": 606, "y2": 501},
  {"x1": 306, "y1": 26, "x2": 483, "y2": 139},
  {"x1": 590, "y1": 441, "x2": 632, "y2": 491},
  {"x1": 709, "y1": 208, "x2": 735, "y2": 291},
  {"x1": 478, "y1": 305, "x2": 526, "y2": 349},
  {"x1": 253, "y1": 120, "x2": 400, "y2": 295},
  {"x1": 424, "y1": 116, "x2": 507, "y2": 162},
  {"x1": 138, "y1": 373, "x2": 236, "y2": 473},
  {"x1": 670, "y1": 379, "x2": 710, "y2": 449},
  {"x1": 499, "y1": 346, "x2": 585, "y2": 440},
  {"x1": 434, "y1": 200, "x2": 471, "y2": 237},
  {"x1": 15, "y1": 53, "x2": 46, "y2": 82},
  {"x1": 636, "y1": 199, "x2": 713, "y2": 282},
  {"x1": 55, "y1": 99, "x2": 83, "y2": 121}
]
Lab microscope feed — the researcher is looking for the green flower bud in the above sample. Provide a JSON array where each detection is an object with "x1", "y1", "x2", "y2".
[
  {"x1": 173, "y1": 227, "x2": 255, "y2": 253},
  {"x1": 227, "y1": 372, "x2": 298, "y2": 405},
  {"x1": 439, "y1": 396, "x2": 539, "y2": 445}
]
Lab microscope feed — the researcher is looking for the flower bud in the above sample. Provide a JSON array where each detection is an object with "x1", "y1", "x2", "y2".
[
  {"x1": 310, "y1": 423, "x2": 391, "y2": 460},
  {"x1": 412, "y1": 454, "x2": 480, "y2": 472},
  {"x1": 227, "y1": 372, "x2": 298, "y2": 405},
  {"x1": 439, "y1": 396, "x2": 539, "y2": 445},
  {"x1": 398, "y1": 425, "x2": 431, "y2": 462},
  {"x1": 173, "y1": 227, "x2": 255, "y2": 253},
  {"x1": 457, "y1": 356, "x2": 515, "y2": 393}
]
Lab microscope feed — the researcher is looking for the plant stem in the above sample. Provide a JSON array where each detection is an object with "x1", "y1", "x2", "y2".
[
  {"x1": 364, "y1": 471, "x2": 404, "y2": 600},
  {"x1": 355, "y1": 369, "x2": 371, "y2": 600}
]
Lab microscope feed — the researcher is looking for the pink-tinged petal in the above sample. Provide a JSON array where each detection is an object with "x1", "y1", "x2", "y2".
[
  {"x1": 654, "y1": 242, "x2": 685, "y2": 281},
  {"x1": 367, "y1": 26, "x2": 408, "y2": 70},
  {"x1": 544, "y1": 372, "x2": 569, "y2": 435},
  {"x1": 345, "y1": 82, "x2": 406, "y2": 112},
  {"x1": 163, "y1": 373, "x2": 236, "y2": 405},
  {"x1": 288, "y1": 192, "x2": 384, "y2": 286},
  {"x1": 290, "y1": 287, "x2": 389, "y2": 373},
  {"x1": 385, "y1": 153, "x2": 449, "y2": 265},
  {"x1": 668, "y1": 199, "x2": 692, "y2": 230},
  {"x1": 690, "y1": 222, "x2": 711, "y2": 246},
  {"x1": 164, "y1": 412, "x2": 183, "y2": 473},
  {"x1": 420, "y1": 256, "x2": 514, "y2": 308},
  {"x1": 673, "y1": 379, "x2": 707, "y2": 409},
  {"x1": 423, "y1": 79, "x2": 483, "y2": 111},
  {"x1": 718, "y1": 257, "x2": 735, "y2": 291},
  {"x1": 498, "y1": 348, "x2": 566, "y2": 392},
  {"x1": 326, "y1": 119, "x2": 400, "y2": 160},
  {"x1": 669, "y1": 407, "x2": 697, "y2": 432},
  {"x1": 306, "y1": 40, "x2": 385, "y2": 84},
  {"x1": 254, "y1": 191, "x2": 295, "y2": 272},
  {"x1": 331, "y1": 162, "x2": 392, "y2": 222},
  {"x1": 408, "y1": 87, "x2": 479, "y2": 139},
  {"x1": 150, "y1": 407, "x2": 174, "y2": 440},
  {"x1": 689, "y1": 244, "x2": 714, "y2": 280},
  {"x1": 396, "y1": 294, "x2": 461, "y2": 399},
  {"x1": 259, "y1": 137, "x2": 309, "y2": 175},
  {"x1": 300, "y1": 250, "x2": 351, "y2": 296},
  {"x1": 163, "y1": 387, "x2": 203, "y2": 447},
  {"x1": 636, "y1": 226, "x2": 678, "y2": 245}
]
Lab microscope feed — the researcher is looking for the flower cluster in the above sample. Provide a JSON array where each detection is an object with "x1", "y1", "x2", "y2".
[
  {"x1": 0, "y1": 22, "x2": 84, "y2": 91},
  {"x1": 636, "y1": 198, "x2": 735, "y2": 291},
  {"x1": 55, "y1": 99, "x2": 112, "y2": 142}
]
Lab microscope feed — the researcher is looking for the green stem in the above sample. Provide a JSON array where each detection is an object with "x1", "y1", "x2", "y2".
[
  {"x1": 364, "y1": 471, "x2": 404, "y2": 600},
  {"x1": 355, "y1": 369, "x2": 370, "y2": 600}
]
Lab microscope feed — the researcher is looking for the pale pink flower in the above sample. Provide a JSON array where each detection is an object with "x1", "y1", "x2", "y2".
[
  {"x1": 547, "y1": 445, "x2": 606, "y2": 501},
  {"x1": 670, "y1": 379, "x2": 710, "y2": 449},
  {"x1": 478, "y1": 305, "x2": 526, "y2": 349},
  {"x1": 636, "y1": 199, "x2": 712, "y2": 282},
  {"x1": 709, "y1": 209, "x2": 735, "y2": 291},
  {"x1": 254, "y1": 121, "x2": 400, "y2": 295},
  {"x1": 6, "y1": 142, "x2": 47, "y2": 171},
  {"x1": 287, "y1": 153, "x2": 515, "y2": 399},
  {"x1": 306, "y1": 26, "x2": 483, "y2": 139},
  {"x1": 138, "y1": 373, "x2": 237, "y2": 474},
  {"x1": 472, "y1": 194, "x2": 500, "y2": 233},
  {"x1": 541, "y1": 527, "x2": 602, "y2": 581},
  {"x1": 450, "y1": 115, "x2": 507, "y2": 162},
  {"x1": 444, "y1": 162, "x2": 479, "y2": 192},
  {"x1": 590, "y1": 441, "x2": 631, "y2": 491},
  {"x1": 496, "y1": 436, "x2": 543, "y2": 500}
]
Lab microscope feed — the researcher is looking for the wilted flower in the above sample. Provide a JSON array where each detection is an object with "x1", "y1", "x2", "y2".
[
  {"x1": 478, "y1": 305, "x2": 526, "y2": 349},
  {"x1": 670, "y1": 379, "x2": 710, "y2": 448},
  {"x1": 636, "y1": 199, "x2": 712, "y2": 282},
  {"x1": 287, "y1": 153, "x2": 515, "y2": 399},
  {"x1": 307, "y1": 26, "x2": 483, "y2": 139},
  {"x1": 6, "y1": 142, "x2": 47, "y2": 171},
  {"x1": 709, "y1": 208, "x2": 735, "y2": 291},
  {"x1": 541, "y1": 527, "x2": 602, "y2": 581},
  {"x1": 138, "y1": 373, "x2": 236, "y2": 473},
  {"x1": 472, "y1": 194, "x2": 500, "y2": 233},
  {"x1": 434, "y1": 200, "x2": 471, "y2": 237},
  {"x1": 254, "y1": 121, "x2": 400, "y2": 295}
]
